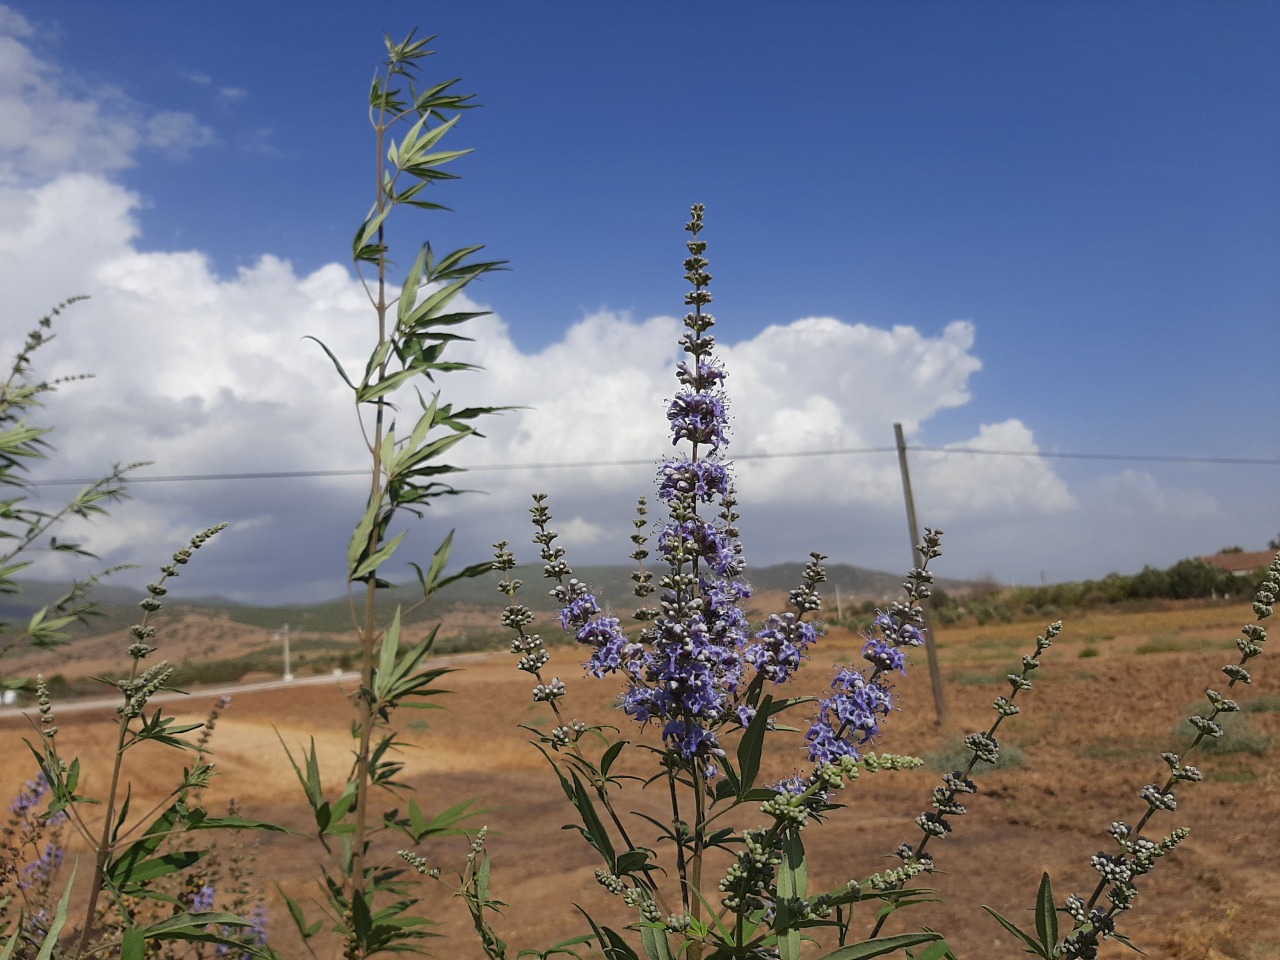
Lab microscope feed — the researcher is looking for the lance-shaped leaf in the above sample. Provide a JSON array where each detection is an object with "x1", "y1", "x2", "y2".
[
  {"x1": 574, "y1": 907, "x2": 641, "y2": 960},
  {"x1": 983, "y1": 905, "x2": 1052, "y2": 958},
  {"x1": 567, "y1": 769, "x2": 616, "y2": 870},
  {"x1": 737, "y1": 693, "x2": 774, "y2": 796},
  {"x1": 816, "y1": 932, "x2": 944, "y2": 960},
  {"x1": 353, "y1": 204, "x2": 392, "y2": 261},
  {"x1": 776, "y1": 828, "x2": 809, "y2": 960},
  {"x1": 1035, "y1": 872, "x2": 1058, "y2": 952},
  {"x1": 372, "y1": 615, "x2": 455, "y2": 716},
  {"x1": 639, "y1": 923, "x2": 674, "y2": 960},
  {"x1": 351, "y1": 530, "x2": 407, "y2": 583}
]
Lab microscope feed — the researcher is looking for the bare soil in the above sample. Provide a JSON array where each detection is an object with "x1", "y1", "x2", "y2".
[{"x1": 2, "y1": 600, "x2": 1277, "y2": 959}]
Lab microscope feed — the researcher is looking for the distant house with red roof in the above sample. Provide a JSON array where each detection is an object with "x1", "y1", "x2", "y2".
[{"x1": 1199, "y1": 550, "x2": 1273, "y2": 577}]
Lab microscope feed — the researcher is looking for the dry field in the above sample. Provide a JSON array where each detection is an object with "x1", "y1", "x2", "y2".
[{"x1": 2, "y1": 599, "x2": 1277, "y2": 959}]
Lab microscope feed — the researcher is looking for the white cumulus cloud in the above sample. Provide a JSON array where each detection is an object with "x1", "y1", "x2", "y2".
[{"x1": 0, "y1": 13, "x2": 212, "y2": 183}]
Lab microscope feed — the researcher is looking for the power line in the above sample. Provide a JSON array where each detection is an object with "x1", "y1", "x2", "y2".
[
  {"x1": 912, "y1": 447, "x2": 1280, "y2": 466},
  {"x1": 25, "y1": 444, "x2": 1279, "y2": 487}
]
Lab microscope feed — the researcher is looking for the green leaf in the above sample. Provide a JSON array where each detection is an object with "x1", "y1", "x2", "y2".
[
  {"x1": 141, "y1": 911, "x2": 252, "y2": 936},
  {"x1": 911, "y1": 941, "x2": 957, "y2": 960},
  {"x1": 281, "y1": 888, "x2": 323, "y2": 940},
  {"x1": 776, "y1": 828, "x2": 808, "y2": 960},
  {"x1": 377, "y1": 607, "x2": 403, "y2": 685},
  {"x1": 817, "y1": 932, "x2": 944, "y2": 959},
  {"x1": 346, "y1": 497, "x2": 381, "y2": 576},
  {"x1": 737, "y1": 694, "x2": 772, "y2": 795},
  {"x1": 353, "y1": 204, "x2": 392, "y2": 260},
  {"x1": 399, "y1": 274, "x2": 478, "y2": 331},
  {"x1": 982, "y1": 905, "x2": 1049, "y2": 958},
  {"x1": 639, "y1": 923, "x2": 674, "y2": 960},
  {"x1": 304, "y1": 335, "x2": 357, "y2": 391},
  {"x1": 351, "y1": 529, "x2": 407, "y2": 582},
  {"x1": 396, "y1": 246, "x2": 430, "y2": 326},
  {"x1": 414, "y1": 529, "x2": 455, "y2": 598},
  {"x1": 121, "y1": 928, "x2": 145, "y2": 960},
  {"x1": 1109, "y1": 931, "x2": 1148, "y2": 955},
  {"x1": 568, "y1": 771, "x2": 615, "y2": 869},
  {"x1": 409, "y1": 555, "x2": 492, "y2": 604},
  {"x1": 599, "y1": 739, "x2": 628, "y2": 779},
  {"x1": 357, "y1": 367, "x2": 426, "y2": 403},
  {"x1": 573, "y1": 907, "x2": 640, "y2": 960},
  {"x1": 613, "y1": 849, "x2": 652, "y2": 877},
  {"x1": 1034, "y1": 872, "x2": 1058, "y2": 951}
]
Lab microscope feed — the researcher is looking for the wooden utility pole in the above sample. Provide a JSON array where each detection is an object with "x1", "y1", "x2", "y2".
[
  {"x1": 894, "y1": 423, "x2": 947, "y2": 725},
  {"x1": 274, "y1": 623, "x2": 294, "y2": 682}
]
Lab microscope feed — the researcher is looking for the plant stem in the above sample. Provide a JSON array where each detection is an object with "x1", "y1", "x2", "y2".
[
  {"x1": 73, "y1": 655, "x2": 145, "y2": 956},
  {"x1": 347, "y1": 86, "x2": 393, "y2": 951}
]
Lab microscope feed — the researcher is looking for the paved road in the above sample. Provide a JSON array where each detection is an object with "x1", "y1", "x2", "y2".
[{"x1": 0, "y1": 649, "x2": 504, "y2": 722}]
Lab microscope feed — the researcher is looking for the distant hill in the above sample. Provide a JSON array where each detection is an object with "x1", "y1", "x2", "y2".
[{"x1": 4, "y1": 559, "x2": 962, "y2": 641}]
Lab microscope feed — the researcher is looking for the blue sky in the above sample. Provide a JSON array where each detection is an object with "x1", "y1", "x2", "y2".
[{"x1": 2, "y1": 2, "x2": 1276, "y2": 603}]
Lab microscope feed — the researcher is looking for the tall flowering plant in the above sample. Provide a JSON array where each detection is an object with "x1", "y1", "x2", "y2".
[{"x1": 431, "y1": 206, "x2": 969, "y2": 960}]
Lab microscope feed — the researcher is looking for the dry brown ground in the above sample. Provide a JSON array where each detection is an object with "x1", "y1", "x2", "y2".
[{"x1": 2, "y1": 600, "x2": 1277, "y2": 959}]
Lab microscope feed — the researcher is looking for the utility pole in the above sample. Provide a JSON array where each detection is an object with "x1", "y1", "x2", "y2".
[
  {"x1": 273, "y1": 624, "x2": 294, "y2": 682},
  {"x1": 894, "y1": 423, "x2": 947, "y2": 726}
]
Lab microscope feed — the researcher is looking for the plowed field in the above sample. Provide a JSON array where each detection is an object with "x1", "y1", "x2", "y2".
[{"x1": 2, "y1": 600, "x2": 1276, "y2": 959}]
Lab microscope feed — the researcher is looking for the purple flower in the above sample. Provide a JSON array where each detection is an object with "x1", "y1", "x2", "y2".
[
  {"x1": 770, "y1": 774, "x2": 809, "y2": 797},
  {"x1": 805, "y1": 668, "x2": 895, "y2": 763},
  {"x1": 667, "y1": 391, "x2": 728, "y2": 450},
  {"x1": 9, "y1": 773, "x2": 48, "y2": 816},
  {"x1": 658, "y1": 519, "x2": 744, "y2": 578},
  {"x1": 657, "y1": 458, "x2": 730, "y2": 503},
  {"x1": 191, "y1": 883, "x2": 217, "y2": 913},
  {"x1": 554, "y1": 579, "x2": 600, "y2": 631},
  {"x1": 620, "y1": 604, "x2": 748, "y2": 761},
  {"x1": 746, "y1": 613, "x2": 818, "y2": 684},
  {"x1": 675, "y1": 359, "x2": 726, "y2": 391},
  {"x1": 575, "y1": 616, "x2": 632, "y2": 678},
  {"x1": 862, "y1": 637, "x2": 907, "y2": 673},
  {"x1": 19, "y1": 841, "x2": 63, "y2": 890},
  {"x1": 875, "y1": 610, "x2": 925, "y2": 647}
]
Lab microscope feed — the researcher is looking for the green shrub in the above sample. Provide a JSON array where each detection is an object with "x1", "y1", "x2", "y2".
[
  {"x1": 926, "y1": 735, "x2": 1024, "y2": 772},
  {"x1": 1172, "y1": 710, "x2": 1273, "y2": 756}
]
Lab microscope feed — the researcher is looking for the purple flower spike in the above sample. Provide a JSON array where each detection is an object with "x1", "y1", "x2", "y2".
[{"x1": 537, "y1": 206, "x2": 828, "y2": 770}]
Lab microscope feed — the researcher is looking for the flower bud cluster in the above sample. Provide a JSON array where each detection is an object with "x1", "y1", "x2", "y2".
[
  {"x1": 36, "y1": 675, "x2": 56, "y2": 738},
  {"x1": 865, "y1": 858, "x2": 930, "y2": 891},
  {"x1": 531, "y1": 678, "x2": 566, "y2": 703},
  {"x1": 595, "y1": 869, "x2": 625, "y2": 895},
  {"x1": 117, "y1": 661, "x2": 174, "y2": 718},
  {"x1": 398, "y1": 848, "x2": 440, "y2": 878},
  {"x1": 719, "y1": 828, "x2": 780, "y2": 912}
]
